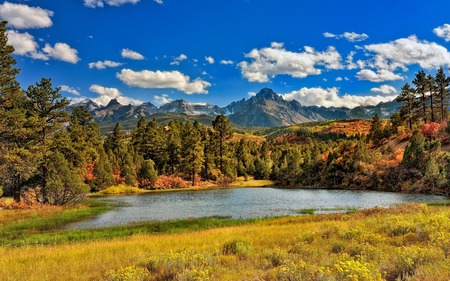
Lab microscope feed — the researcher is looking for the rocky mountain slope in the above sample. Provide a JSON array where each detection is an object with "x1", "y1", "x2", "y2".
[{"x1": 69, "y1": 88, "x2": 400, "y2": 128}]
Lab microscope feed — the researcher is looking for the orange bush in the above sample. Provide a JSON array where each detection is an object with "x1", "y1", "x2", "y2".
[
  {"x1": 154, "y1": 175, "x2": 188, "y2": 189},
  {"x1": 421, "y1": 122, "x2": 440, "y2": 140}
]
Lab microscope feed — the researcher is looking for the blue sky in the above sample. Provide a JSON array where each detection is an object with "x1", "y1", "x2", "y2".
[{"x1": 3, "y1": 0, "x2": 450, "y2": 108}]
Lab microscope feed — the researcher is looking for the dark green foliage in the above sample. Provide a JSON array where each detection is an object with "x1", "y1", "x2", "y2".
[
  {"x1": 46, "y1": 152, "x2": 89, "y2": 205},
  {"x1": 138, "y1": 159, "x2": 158, "y2": 189},
  {"x1": 91, "y1": 148, "x2": 115, "y2": 191},
  {"x1": 402, "y1": 130, "x2": 426, "y2": 172},
  {"x1": 213, "y1": 114, "x2": 233, "y2": 174}
]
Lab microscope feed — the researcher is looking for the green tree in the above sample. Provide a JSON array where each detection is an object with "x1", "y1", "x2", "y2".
[
  {"x1": 412, "y1": 70, "x2": 429, "y2": 123},
  {"x1": 181, "y1": 121, "x2": 204, "y2": 186},
  {"x1": 212, "y1": 115, "x2": 233, "y2": 174},
  {"x1": 25, "y1": 78, "x2": 70, "y2": 202},
  {"x1": 435, "y1": 67, "x2": 450, "y2": 122},
  {"x1": 396, "y1": 83, "x2": 417, "y2": 130},
  {"x1": 427, "y1": 74, "x2": 436, "y2": 123},
  {"x1": 91, "y1": 148, "x2": 114, "y2": 191},
  {"x1": 166, "y1": 120, "x2": 181, "y2": 174},
  {"x1": 0, "y1": 21, "x2": 36, "y2": 201},
  {"x1": 138, "y1": 159, "x2": 158, "y2": 189},
  {"x1": 46, "y1": 152, "x2": 89, "y2": 205},
  {"x1": 369, "y1": 113, "x2": 384, "y2": 146},
  {"x1": 402, "y1": 130, "x2": 426, "y2": 172}
]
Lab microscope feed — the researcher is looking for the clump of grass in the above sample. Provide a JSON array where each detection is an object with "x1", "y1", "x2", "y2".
[
  {"x1": 222, "y1": 238, "x2": 252, "y2": 256},
  {"x1": 296, "y1": 208, "x2": 315, "y2": 215},
  {"x1": 105, "y1": 266, "x2": 149, "y2": 281}
]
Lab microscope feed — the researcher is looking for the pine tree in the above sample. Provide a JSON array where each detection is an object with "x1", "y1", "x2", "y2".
[
  {"x1": 0, "y1": 21, "x2": 36, "y2": 201},
  {"x1": 427, "y1": 74, "x2": 436, "y2": 123},
  {"x1": 396, "y1": 83, "x2": 417, "y2": 130},
  {"x1": 91, "y1": 148, "x2": 114, "y2": 191},
  {"x1": 369, "y1": 113, "x2": 384, "y2": 146},
  {"x1": 181, "y1": 121, "x2": 204, "y2": 186},
  {"x1": 402, "y1": 130, "x2": 426, "y2": 172},
  {"x1": 166, "y1": 120, "x2": 181, "y2": 174},
  {"x1": 46, "y1": 152, "x2": 89, "y2": 205},
  {"x1": 413, "y1": 70, "x2": 429, "y2": 123},
  {"x1": 138, "y1": 159, "x2": 158, "y2": 189},
  {"x1": 25, "y1": 78, "x2": 70, "y2": 202},
  {"x1": 212, "y1": 115, "x2": 233, "y2": 174},
  {"x1": 435, "y1": 68, "x2": 450, "y2": 122}
]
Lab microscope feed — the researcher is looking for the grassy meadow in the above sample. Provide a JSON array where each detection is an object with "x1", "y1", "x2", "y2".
[{"x1": 2, "y1": 202, "x2": 450, "y2": 280}]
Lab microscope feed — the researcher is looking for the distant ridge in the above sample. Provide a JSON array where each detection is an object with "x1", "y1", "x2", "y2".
[{"x1": 69, "y1": 88, "x2": 400, "y2": 128}]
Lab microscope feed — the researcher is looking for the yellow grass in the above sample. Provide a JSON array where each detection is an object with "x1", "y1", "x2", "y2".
[
  {"x1": 230, "y1": 178, "x2": 274, "y2": 188},
  {"x1": 3, "y1": 203, "x2": 450, "y2": 280},
  {"x1": 95, "y1": 184, "x2": 147, "y2": 195}
]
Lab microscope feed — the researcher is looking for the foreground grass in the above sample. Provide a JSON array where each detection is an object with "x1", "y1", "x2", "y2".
[{"x1": 3, "y1": 203, "x2": 450, "y2": 280}]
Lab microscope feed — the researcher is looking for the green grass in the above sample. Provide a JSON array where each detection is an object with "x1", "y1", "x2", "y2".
[
  {"x1": 0, "y1": 208, "x2": 269, "y2": 247},
  {"x1": 0, "y1": 200, "x2": 112, "y2": 246},
  {"x1": 296, "y1": 208, "x2": 315, "y2": 215}
]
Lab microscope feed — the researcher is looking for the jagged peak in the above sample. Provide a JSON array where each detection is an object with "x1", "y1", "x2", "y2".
[
  {"x1": 106, "y1": 98, "x2": 122, "y2": 107},
  {"x1": 254, "y1": 88, "x2": 283, "y2": 101}
]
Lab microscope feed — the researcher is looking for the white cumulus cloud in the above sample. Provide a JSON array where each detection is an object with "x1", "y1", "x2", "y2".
[
  {"x1": 121, "y1": 48, "x2": 144, "y2": 60},
  {"x1": 371, "y1": 85, "x2": 398, "y2": 95},
  {"x1": 0, "y1": 2, "x2": 53, "y2": 29},
  {"x1": 84, "y1": 0, "x2": 140, "y2": 8},
  {"x1": 238, "y1": 42, "x2": 343, "y2": 82},
  {"x1": 170, "y1": 54, "x2": 187, "y2": 65},
  {"x1": 89, "y1": 84, "x2": 142, "y2": 106},
  {"x1": 154, "y1": 0, "x2": 163, "y2": 4},
  {"x1": 364, "y1": 35, "x2": 450, "y2": 71},
  {"x1": 42, "y1": 43, "x2": 80, "y2": 64},
  {"x1": 117, "y1": 69, "x2": 211, "y2": 94},
  {"x1": 356, "y1": 69, "x2": 404, "y2": 82},
  {"x1": 323, "y1": 31, "x2": 368, "y2": 42},
  {"x1": 434, "y1": 24, "x2": 450, "y2": 42},
  {"x1": 6, "y1": 30, "x2": 38, "y2": 55},
  {"x1": 205, "y1": 56, "x2": 215, "y2": 64},
  {"x1": 281, "y1": 87, "x2": 396, "y2": 109},
  {"x1": 153, "y1": 94, "x2": 172, "y2": 106},
  {"x1": 88, "y1": 60, "x2": 122, "y2": 69},
  {"x1": 60, "y1": 85, "x2": 80, "y2": 96}
]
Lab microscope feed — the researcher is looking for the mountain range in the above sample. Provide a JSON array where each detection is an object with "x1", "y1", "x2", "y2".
[{"x1": 70, "y1": 88, "x2": 400, "y2": 129}]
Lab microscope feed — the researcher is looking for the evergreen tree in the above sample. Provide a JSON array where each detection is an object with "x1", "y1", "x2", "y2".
[
  {"x1": 122, "y1": 151, "x2": 137, "y2": 186},
  {"x1": 427, "y1": 74, "x2": 436, "y2": 123},
  {"x1": 435, "y1": 67, "x2": 450, "y2": 122},
  {"x1": 369, "y1": 113, "x2": 384, "y2": 146},
  {"x1": 396, "y1": 83, "x2": 417, "y2": 130},
  {"x1": 138, "y1": 159, "x2": 158, "y2": 189},
  {"x1": 0, "y1": 21, "x2": 36, "y2": 201},
  {"x1": 181, "y1": 121, "x2": 204, "y2": 186},
  {"x1": 91, "y1": 148, "x2": 114, "y2": 191},
  {"x1": 45, "y1": 152, "x2": 89, "y2": 205},
  {"x1": 166, "y1": 120, "x2": 181, "y2": 174},
  {"x1": 142, "y1": 119, "x2": 167, "y2": 171},
  {"x1": 402, "y1": 130, "x2": 426, "y2": 172},
  {"x1": 202, "y1": 128, "x2": 216, "y2": 180},
  {"x1": 25, "y1": 78, "x2": 70, "y2": 202},
  {"x1": 212, "y1": 115, "x2": 233, "y2": 174},
  {"x1": 131, "y1": 117, "x2": 147, "y2": 154},
  {"x1": 412, "y1": 70, "x2": 429, "y2": 123}
]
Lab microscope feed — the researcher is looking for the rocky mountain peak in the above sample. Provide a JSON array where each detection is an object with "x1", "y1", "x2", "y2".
[
  {"x1": 105, "y1": 98, "x2": 122, "y2": 108},
  {"x1": 254, "y1": 88, "x2": 283, "y2": 102}
]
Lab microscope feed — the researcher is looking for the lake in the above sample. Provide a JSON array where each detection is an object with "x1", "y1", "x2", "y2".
[{"x1": 65, "y1": 188, "x2": 447, "y2": 230}]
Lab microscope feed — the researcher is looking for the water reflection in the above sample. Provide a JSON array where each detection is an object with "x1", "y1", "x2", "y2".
[{"x1": 65, "y1": 188, "x2": 446, "y2": 230}]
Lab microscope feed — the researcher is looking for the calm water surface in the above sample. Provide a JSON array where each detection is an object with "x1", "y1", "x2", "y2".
[{"x1": 65, "y1": 188, "x2": 446, "y2": 230}]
